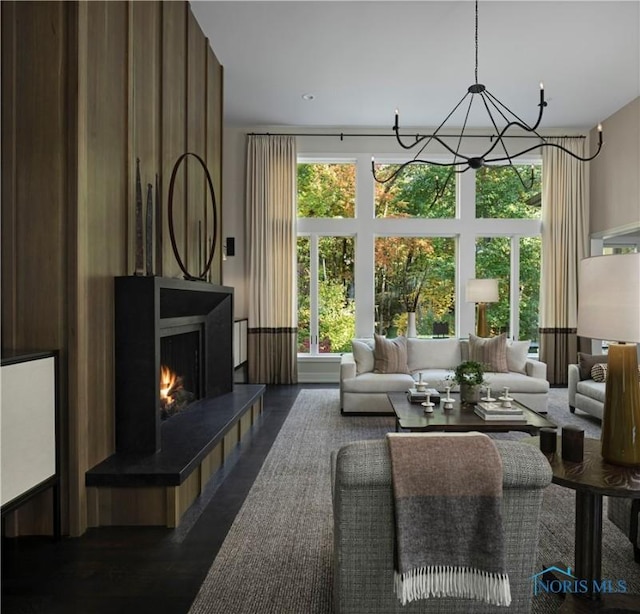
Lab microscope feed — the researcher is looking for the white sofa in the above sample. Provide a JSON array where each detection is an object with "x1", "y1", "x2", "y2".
[{"x1": 340, "y1": 337, "x2": 549, "y2": 414}]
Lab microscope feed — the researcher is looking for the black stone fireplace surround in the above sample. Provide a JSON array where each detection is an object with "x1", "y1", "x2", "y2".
[
  {"x1": 85, "y1": 277, "x2": 265, "y2": 518},
  {"x1": 114, "y1": 276, "x2": 233, "y2": 455}
]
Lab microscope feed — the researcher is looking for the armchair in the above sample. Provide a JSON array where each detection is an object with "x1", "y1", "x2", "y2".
[{"x1": 332, "y1": 438, "x2": 552, "y2": 613}]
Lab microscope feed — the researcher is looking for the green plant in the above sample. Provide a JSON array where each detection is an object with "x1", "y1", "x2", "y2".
[{"x1": 452, "y1": 361, "x2": 485, "y2": 386}]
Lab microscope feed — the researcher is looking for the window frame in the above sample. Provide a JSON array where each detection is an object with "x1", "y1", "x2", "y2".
[{"x1": 296, "y1": 154, "x2": 542, "y2": 357}]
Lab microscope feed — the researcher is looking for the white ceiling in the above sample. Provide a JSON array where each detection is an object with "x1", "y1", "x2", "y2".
[{"x1": 191, "y1": 1, "x2": 640, "y2": 131}]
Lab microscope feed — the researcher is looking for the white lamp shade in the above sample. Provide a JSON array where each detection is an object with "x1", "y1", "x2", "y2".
[
  {"x1": 465, "y1": 278, "x2": 499, "y2": 303},
  {"x1": 577, "y1": 253, "x2": 640, "y2": 343}
]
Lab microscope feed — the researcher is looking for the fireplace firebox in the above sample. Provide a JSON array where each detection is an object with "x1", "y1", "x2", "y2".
[{"x1": 114, "y1": 276, "x2": 233, "y2": 455}]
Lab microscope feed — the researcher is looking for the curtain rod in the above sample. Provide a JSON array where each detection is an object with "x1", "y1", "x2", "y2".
[{"x1": 247, "y1": 132, "x2": 587, "y2": 140}]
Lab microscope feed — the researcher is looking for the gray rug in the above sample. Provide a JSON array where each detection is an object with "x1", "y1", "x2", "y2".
[{"x1": 188, "y1": 388, "x2": 639, "y2": 614}]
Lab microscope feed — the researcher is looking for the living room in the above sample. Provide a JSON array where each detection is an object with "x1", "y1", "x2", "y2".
[{"x1": 2, "y1": 1, "x2": 640, "y2": 613}]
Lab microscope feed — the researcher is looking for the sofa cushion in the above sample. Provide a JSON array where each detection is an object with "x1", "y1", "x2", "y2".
[
  {"x1": 578, "y1": 353, "x2": 608, "y2": 380},
  {"x1": 483, "y1": 372, "x2": 549, "y2": 394},
  {"x1": 373, "y1": 334, "x2": 410, "y2": 374},
  {"x1": 407, "y1": 338, "x2": 462, "y2": 371},
  {"x1": 341, "y1": 371, "x2": 415, "y2": 393},
  {"x1": 507, "y1": 340, "x2": 530, "y2": 374},
  {"x1": 576, "y1": 379, "x2": 606, "y2": 402},
  {"x1": 469, "y1": 333, "x2": 509, "y2": 373},
  {"x1": 352, "y1": 339, "x2": 375, "y2": 375}
]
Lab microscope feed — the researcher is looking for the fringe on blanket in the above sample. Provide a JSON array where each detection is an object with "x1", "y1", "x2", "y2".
[{"x1": 394, "y1": 566, "x2": 512, "y2": 607}]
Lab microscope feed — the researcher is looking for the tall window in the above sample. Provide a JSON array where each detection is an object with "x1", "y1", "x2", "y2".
[
  {"x1": 374, "y1": 165, "x2": 456, "y2": 219},
  {"x1": 375, "y1": 237, "x2": 455, "y2": 337},
  {"x1": 476, "y1": 237, "x2": 511, "y2": 336},
  {"x1": 297, "y1": 162, "x2": 356, "y2": 355},
  {"x1": 297, "y1": 162, "x2": 355, "y2": 218}
]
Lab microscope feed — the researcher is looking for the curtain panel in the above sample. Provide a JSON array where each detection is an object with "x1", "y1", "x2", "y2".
[
  {"x1": 540, "y1": 138, "x2": 589, "y2": 385},
  {"x1": 246, "y1": 135, "x2": 298, "y2": 384}
]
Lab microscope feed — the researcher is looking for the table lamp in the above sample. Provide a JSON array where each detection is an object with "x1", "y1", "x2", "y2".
[
  {"x1": 466, "y1": 278, "x2": 499, "y2": 337},
  {"x1": 577, "y1": 253, "x2": 640, "y2": 466}
]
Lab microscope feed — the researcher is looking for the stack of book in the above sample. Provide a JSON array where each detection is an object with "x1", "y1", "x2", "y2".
[
  {"x1": 474, "y1": 401, "x2": 526, "y2": 422},
  {"x1": 407, "y1": 388, "x2": 440, "y2": 404}
]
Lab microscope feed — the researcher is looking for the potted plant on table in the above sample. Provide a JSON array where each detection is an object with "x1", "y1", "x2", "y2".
[{"x1": 451, "y1": 360, "x2": 485, "y2": 404}]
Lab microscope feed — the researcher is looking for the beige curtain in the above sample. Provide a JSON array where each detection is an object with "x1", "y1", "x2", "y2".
[
  {"x1": 246, "y1": 135, "x2": 298, "y2": 384},
  {"x1": 540, "y1": 138, "x2": 589, "y2": 385}
]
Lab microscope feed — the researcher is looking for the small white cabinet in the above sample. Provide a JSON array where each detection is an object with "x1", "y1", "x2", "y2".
[{"x1": 1, "y1": 351, "x2": 59, "y2": 537}]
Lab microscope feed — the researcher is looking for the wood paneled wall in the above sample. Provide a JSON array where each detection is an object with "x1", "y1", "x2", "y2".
[{"x1": 1, "y1": 0, "x2": 224, "y2": 537}]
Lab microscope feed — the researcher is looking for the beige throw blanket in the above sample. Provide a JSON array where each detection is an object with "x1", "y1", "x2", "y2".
[{"x1": 386, "y1": 432, "x2": 511, "y2": 606}]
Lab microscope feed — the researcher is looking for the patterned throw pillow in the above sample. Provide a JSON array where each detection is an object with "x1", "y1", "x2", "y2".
[
  {"x1": 590, "y1": 362, "x2": 640, "y2": 383},
  {"x1": 469, "y1": 333, "x2": 509, "y2": 373},
  {"x1": 590, "y1": 363, "x2": 608, "y2": 383},
  {"x1": 373, "y1": 334, "x2": 410, "y2": 374}
]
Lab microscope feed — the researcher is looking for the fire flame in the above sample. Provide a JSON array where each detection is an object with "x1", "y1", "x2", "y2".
[
  {"x1": 159, "y1": 365, "x2": 193, "y2": 420},
  {"x1": 160, "y1": 365, "x2": 179, "y2": 400}
]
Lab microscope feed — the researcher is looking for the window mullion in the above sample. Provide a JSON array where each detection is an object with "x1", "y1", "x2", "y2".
[
  {"x1": 511, "y1": 237, "x2": 520, "y2": 340},
  {"x1": 310, "y1": 235, "x2": 319, "y2": 354}
]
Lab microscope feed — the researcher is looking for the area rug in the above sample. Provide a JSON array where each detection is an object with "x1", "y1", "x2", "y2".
[{"x1": 188, "y1": 388, "x2": 639, "y2": 614}]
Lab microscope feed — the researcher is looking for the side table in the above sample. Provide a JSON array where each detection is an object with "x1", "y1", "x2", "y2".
[{"x1": 531, "y1": 436, "x2": 640, "y2": 613}]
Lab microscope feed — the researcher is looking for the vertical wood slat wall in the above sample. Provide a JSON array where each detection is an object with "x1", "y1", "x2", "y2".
[{"x1": 1, "y1": 0, "x2": 223, "y2": 537}]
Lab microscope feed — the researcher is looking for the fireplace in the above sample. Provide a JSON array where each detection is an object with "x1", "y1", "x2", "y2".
[{"x1": 114, "y1": 276, "x2": 233, "y2": 455}]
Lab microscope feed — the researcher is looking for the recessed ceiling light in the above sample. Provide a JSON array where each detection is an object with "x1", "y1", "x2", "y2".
[{"x1": 301, "y1": 93, "x2": 315, "y2": 101}]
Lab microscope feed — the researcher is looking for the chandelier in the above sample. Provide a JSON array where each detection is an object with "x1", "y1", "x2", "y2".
[{"x1": 372, "y1": 1, "x2": 603, "y2": 187}]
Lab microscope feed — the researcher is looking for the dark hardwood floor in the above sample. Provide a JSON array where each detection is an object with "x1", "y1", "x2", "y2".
[{"x1": 2, "y1": 384, "x2": 329, "y2": 614}]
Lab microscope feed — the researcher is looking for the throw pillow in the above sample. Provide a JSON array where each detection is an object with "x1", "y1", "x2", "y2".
[
  {"x1": 469, "y1": 333, "x2": 509, "y2": 373},
  {"x1": 578, "y1": 353, "x2": 608, "y2": 380},
  {"x1": 591, "y1": 363, "x2": 608, "y2": 383},
  {"x1": 373, "y1": 334, "x2": 410, "y2": 374},
  {"x1": 351, "y1": 339, "x2": 375, "y2": 375},
  {"x1": 590, "y1": 362, "x2": 640, "y2": 383},
  {"x1": 506, "y1": 340, "x2": 531, "y2": 374}
]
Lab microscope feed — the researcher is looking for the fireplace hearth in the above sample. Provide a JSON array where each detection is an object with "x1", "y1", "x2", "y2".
[{"x1": 114, "y1": 276, "x2": 233, "y2": 455}]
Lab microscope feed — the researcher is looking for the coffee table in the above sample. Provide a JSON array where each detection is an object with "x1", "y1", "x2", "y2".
[{"x1": 387, "y1": 391, "x2": 556, "y2": 434}]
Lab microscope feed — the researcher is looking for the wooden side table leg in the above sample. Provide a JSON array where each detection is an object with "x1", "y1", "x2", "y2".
[{"x1": 574, "y1": 491, "x2": 603, "y2": 599}]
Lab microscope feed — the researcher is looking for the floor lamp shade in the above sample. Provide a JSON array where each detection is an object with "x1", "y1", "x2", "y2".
[
  {"x1": 578, "y1": 253, "x2": 640, "y2": 466},
  {"x1": 466, "y1": 279, "x2": 499, "y2": 337}
]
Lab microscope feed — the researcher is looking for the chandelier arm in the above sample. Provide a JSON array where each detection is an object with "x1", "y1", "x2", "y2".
[
  {"x1": 484, "y1": 88, "x2": 547, "y2": 133},
  {"x1": 450, "y1": 93, "x2": 476, "y2": 166},
  {"x1": 478, "y1": 92, "x2": 517, "y2": 165},
  {"x1": 483, "y1": 90, "x2": 534, "y2": 130},
  {"x1": 476, "y1": 113, "x2": 547, "y2": 161},
  {"x1": 511, "y1": 164, "x2": 535, "y2": 191},
  {"x1": 394, "y1": 91, "x2": 472, "y2": 151},
  {"x1": 372, "y1": 156, "x2": 470, "y2": 184},
  {"x1": 477, "y1": 93, "x2": 534, "y2": 194},
  {"x1": 487, "y1": 138, "x2": 604, "y2": 164},
  {"x1": 481, "y1": 90, "x2": 514, "y2": 129}
]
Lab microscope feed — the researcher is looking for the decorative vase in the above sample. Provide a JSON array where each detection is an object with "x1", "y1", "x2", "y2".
[
  {"x1": 407, "y1": 312, "x2": 417, "y2": 338},
  {"x1": 460, "y1": 382, "x2": 480, "y2": 404}
]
